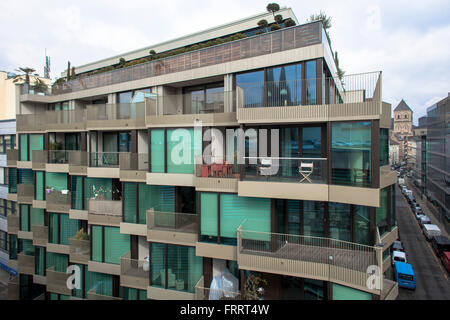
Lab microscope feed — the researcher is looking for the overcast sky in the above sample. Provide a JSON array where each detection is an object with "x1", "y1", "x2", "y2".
[{"x1": 1, "y1": 0, "x2": 449, "y2": 123}]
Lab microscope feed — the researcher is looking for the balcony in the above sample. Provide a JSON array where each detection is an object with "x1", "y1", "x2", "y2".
[
  {"x1": 145, "y1": 91, "x2": 237, "y2": 127},
  {"x1": 46, "y1": 266, "x2": 71, "y2": 295},
  {"x1": 236, "y1": 72, "x2": 383, "y2": 124},
  {"x1": 52, "y1": 22, "x2": 322, "y2": 95},
  {"x1": 31, "y1": 150, "x2": 47, "y2": 170},
  {"x1": 87, "y1": 284, "x2": 122, "y2": 300},
  {"x1": 16, "y1": 113, "x2": 45, "y2": 132},
  {"x1": 7, "y1": 214, "x2": 19, "y2": 234},
  {"x1": 120, "y1": 252, "x2": 149, "y2": 290},
  {"x1": 237, "y1": 227, "x2": 383, "y2": 296},
  {"x1": 6, "y1": 149, "x2": 18, "y2": 167},
  {"x1": 32, "y1": 225, "x2": 48, "y2": 247},
  {"x1": 147, "y1": 209, "x2": 198, "y2": 246},
  {"x1": 46, "y1": 190, "x2": 71, "y2": 213},
  {"x1": 17, "y1": 253, "x2": 35, "y2": 275},
  {"x1": 88, "y1": 198, "x2": 123, "y2": 226},
  {"x1": 69, "y1": 237, "x2": 90, "y2": 264},
  {"x1": 8, "y1": 277, "x2": 19, "y2": 300},
  {"x1": 239, "y1": 157, "x2": 328, "y2": 201},
  {"x1": 86, "y1": 103, "x2": 146, "y2": 129},
  {"x1": 17, "y1": 184, "x2": 34, "y2": 204},
  {"x1": 194, "y1": 159, "x2": 239, "y2": 193},
  {"x1": 119, "y1": 153, "x2": 148, "y2": 182},
  {"x1": 88, "y1": 152, "x2": 121, "y2": 178},
  {"x1": 195, "y1": 287, "x2": 242, "y2": 300}
]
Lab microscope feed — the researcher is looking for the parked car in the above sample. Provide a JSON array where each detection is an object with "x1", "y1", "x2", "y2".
[
  {"x1": 392, "y1": 240, "x2": 405, "y2": 252},
  {"x1": 431, "y1": 236, "x2": 450, "y2": 257},
  {"x1": 423, "y1": 224, "x2": 441, "y2": 241},
  {"x1": 398, "y1": 178, "x2": 405, "y2": 185},
  {"x1": 419, "y1": 216, "x2": 431, "y2": 228},
  {"x1": 441, "y1": 252, "x2": 450, "y2": 274},
  {"x1": 394, "y1": 262, "x2": 416, "y2": 290},
  {"x1": 392, "y1": 250, "x2": 407, "y2": 265}
]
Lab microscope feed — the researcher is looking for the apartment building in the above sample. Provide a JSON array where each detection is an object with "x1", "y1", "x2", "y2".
[
  {"x1": 425, "y1": 94, "x2": 449, "y2": 227},
  {"x1": 0, "y1": 71, "x2": 19, "y2": 279},
  {"x1": 410, "y1": 117, "x2": 428, "y2": 198},
  {"x1": 7, "y1": 8, "x2": 398, "y2": 300}
]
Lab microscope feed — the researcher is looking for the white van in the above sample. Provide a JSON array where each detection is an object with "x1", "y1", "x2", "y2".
[
  {"x1": 423, "y1": 224, "x2": 441, "y2": 241},
  {"x1": 392, "y1": 251, "x2": 407, "y2": 265}
]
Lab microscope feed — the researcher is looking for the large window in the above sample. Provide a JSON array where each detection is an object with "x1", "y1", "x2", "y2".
[
  {"x1": 183, "y1": 83, "x2": 224, "y2": 114},
  {"x1": 19, "y1": 134, "x2": 44, "y2": 161},
  {"x1": 91, "y1": 226, "x2": 130, "y2": 264},
  {"x1": 303, "y1": 201, "x2": 325, "y2": 237},
  {"x1": 0, "y1": 134, "x2": 15, "y2": 153},
  {"x1": 331, "y1": 122, "x2": 372, "y2": 187},
  {"x1": 376, "y1": 187, "x2": 389, "y2": 236},
  {"x1": 380, "y1": 129, "x2": 389, "y2": 166},
  {"x1": 200, "y1": 192, "x2": 270, "y2": 245},
  {"x1": 49, "y1": 213, "x2": 79, "y2": 245},
  {"x1": 150, "y1": 128, "x2": 201, "y2": 174},
  {"x1": 354, "y1": 205, "x2": 371, "y2": 245},
  {"x1": 328, "y1": 202, "x2": 351, "y2": 242},
  {"x1": 123, "y1": 183, "x2": 176, "y2": 224},
  {"x1": 150, "y1": 243, "x2": 202, "y2": 294}
]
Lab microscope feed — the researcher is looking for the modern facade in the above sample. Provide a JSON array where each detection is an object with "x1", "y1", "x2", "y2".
[
  {"x1": 425, "y1": 94, "x2": 449, "y2": 225},
  {"x1": 410, "y1": 117, "x2": 427, "y2": 197},
  {"x1": 7, "y1": 8, "x2": 398, "y2": 300}
]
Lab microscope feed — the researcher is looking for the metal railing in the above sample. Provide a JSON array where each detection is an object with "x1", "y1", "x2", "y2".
[
  {"x1": 87, "y1": 103, "x2": 146, "y2": 121},
  {"x1": 69, "y1": 237, "x2": 90, "y2": 264},
  {"x1": 52, "y1": 22, "x2": 323, "y2": 95},
  {"x1": 147, "y1": 208, "x2": 198, "y2": 233},
  {"x1": 237, "y1": 226, "x2": 382, "y2": 293},
  {"x1": 90, "y1": 152, "x2": 124, "y2": 167},
  {"x1": 236, "y1": 72, "x2": 381, "y2": 108},
  {"x1": 119, "y1": 153, "x2": 148, "y2": 171},
  {"x1": 120, "y1": 252, "x2": 149, "y2": 289},
  {"x1": 242, "y1": 157, "x2": 327, "y2": 184}
]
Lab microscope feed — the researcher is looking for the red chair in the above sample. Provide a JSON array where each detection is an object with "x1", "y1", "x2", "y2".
[{"x1": 201, "y1": 165, "x2": 210, "y2": 177}]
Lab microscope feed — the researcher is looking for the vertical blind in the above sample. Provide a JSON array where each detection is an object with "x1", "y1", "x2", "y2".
[
  {"x1": 46, "y1": 252, "x2": 68, "y2": 272},
  {"x1": 35, "y1": 171, "x2": 44, "y2": 200},
  {"x1": 91, "y1": 225, "x2": 103, "y2": 262},
  {"x1": 167, "y1": 128, "x2": 195, "y2": 174},
  {"x1": 46, "y1": 172, "x2": 68, "y2": 191},
  {"x1": 20, "y1": 204, "x2": 29, "y2": 231},
  {"x1": 30, "y1": 208, "x2": 44, "y2": 227},
  {"x1": 71, "y1": 176, "x2": 83, "y2": 210},
  {"x1": 200, "y1": 193, "x2": 218, "y2": 238},
  {"x1": 104, "y1": 227, "x2": 130, "y2": 264},
  {"x1": 123, "y1": 183, "x2": 137, "y2": 223},
  {"x1": 29, "y1": 134, "x2": 44, "y2": 161},
  {"x1": 60, "y1": 213, "x2": 79, "y2": 245}
]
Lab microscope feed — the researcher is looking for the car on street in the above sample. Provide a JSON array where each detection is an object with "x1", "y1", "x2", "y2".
[
  {"x1": 392, "y1": 250, "x2": 407, "y2": 265},
  {"x1": 441, "y1": 252, "x2": 450, "y2": 274},
  {"x1": 423, "y1": 224, "x2": 441, "y2": 241},
  {"x1": 419, "y1": 216, "x2": 431, "y2": 228},
  {"x1": 394, "y1": 262, "x2": 416, "y2": 290},
  {"x1": 431, "y1": 236, "x2": 450, "y2": 257},
  {"x1": 392, "y1": 240, "x2": 405, "y2": 252}
]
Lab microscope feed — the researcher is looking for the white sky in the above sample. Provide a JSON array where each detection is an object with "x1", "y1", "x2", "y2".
[{"x1": 0, "y1": 0, "x2": 449, "y2": 123}]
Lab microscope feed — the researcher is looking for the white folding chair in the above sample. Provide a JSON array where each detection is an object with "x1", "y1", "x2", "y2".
[
  {"x1": 299, "y1": 162, "x2": 314, "y2": 183},
  {"x1": 258, "y1": 158, "x2": 274, "y2": 180}
]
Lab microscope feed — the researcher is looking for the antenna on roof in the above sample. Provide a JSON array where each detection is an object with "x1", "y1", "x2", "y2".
[{"x1": 44, "y1": 49, "x2": 51, "y2": 79}]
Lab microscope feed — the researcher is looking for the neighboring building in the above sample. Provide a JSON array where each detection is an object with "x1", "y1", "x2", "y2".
[
  {"x1": 0, "y1": 71, "x2": 19, "y2": 277},
  {"x1": 425, "y1": 94, "x2": 449, "y2": 224},
  {"x1": 392, "y1": 99, "x2": 413, "y2": 140},
  {"x1": 6, "y1": 8, "x2": 398, "y2": 300},
  {"x1": 389, "y1": 138, "x2": 400, "y2": 165},
  {"x1": 410, "y1": 116, "x2": 427, "y2": 197}
]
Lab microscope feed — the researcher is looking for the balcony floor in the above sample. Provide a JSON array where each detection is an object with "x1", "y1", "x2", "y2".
[{"x1": 241, "y1": 242, "x2": 377, "y2": 272}]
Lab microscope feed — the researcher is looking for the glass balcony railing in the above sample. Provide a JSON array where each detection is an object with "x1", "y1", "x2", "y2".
[
  {"x1": 69, "y1": 237, "x2": 90, "y2": 264},
  {"x1": 90, "y1": 152, "x2": 123, "y2": 168},
  {"x1": 195, "y1": 161, "x2": 239, "y2": 179},
  {"x1": 52, "y1": 22, "x2": 323, "y2": 95},
  {"x1": 6, "y1": 149, "x2": 18, "y2": 166},
  {"x1": 147, "y1": 209, "x2": 198, "y2": 234},
  {"x1": 17, "y1": 184, "x2": 34, "y2": 203},
  {"x1": 119, "y1": 153, "x2": 148, "y2": 171},
  {"x1": 46, "y1": 190, "x2": 71, "y2": 212},
  {"x1": 195, "y1": 287, "x2": 242, "y2": 300},
  {"x1": 120, "y1": 252, "x2": 149, "y2": 290},
  {"x1": 87, "y1": 103, "x2": 146, "y2": 121},
  {"x1": 32, "y1": 225, "x2": 48, "y2": 247},
  {"x1": 88, "y1": 199, "x2": 123, "y2": 225},
  {"x1": 242, "y1": 157, "x2": 327, "y2": 184}
]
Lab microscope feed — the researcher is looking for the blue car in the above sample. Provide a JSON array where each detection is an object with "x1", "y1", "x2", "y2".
[{"x1": 394, "y1": 262, "x2": 416, "y2": 290}]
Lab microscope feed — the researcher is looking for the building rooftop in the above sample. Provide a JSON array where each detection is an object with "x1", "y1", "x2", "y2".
[
  {"x1": 394, "y1": 99, "x2": 413, "y2": 112},
  {"x1": 63, "y1": 7, "x2": 298, "y2": 77}
]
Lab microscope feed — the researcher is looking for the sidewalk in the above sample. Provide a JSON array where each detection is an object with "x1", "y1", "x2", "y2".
[{"x1": 405, "y1": 178, "x2": 449, "y2": 238}]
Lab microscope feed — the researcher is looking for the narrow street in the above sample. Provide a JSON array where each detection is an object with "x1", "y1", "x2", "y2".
[{"x1": 395, "y1": 184, "x2": 450, "y2": 300}]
